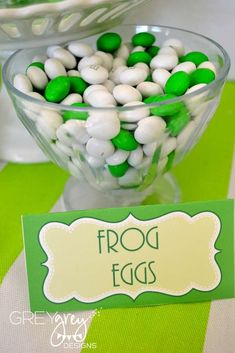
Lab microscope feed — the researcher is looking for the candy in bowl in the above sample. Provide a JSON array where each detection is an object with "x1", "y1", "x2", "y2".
[{"x1": 3, "y1": 24, "x2": 230, "y2": 209}]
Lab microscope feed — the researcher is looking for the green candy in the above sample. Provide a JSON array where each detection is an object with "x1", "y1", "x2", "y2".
[
  {"x1": 44, "y1": 76, "x2": 70, "y2": 103},
  {"x1": 165, "y1": 71, "x2": 190, "y2": 96},
  {"x1": 127, "y1": 51, "x2": 152, "y2": 66},
  {"x1": 190, "y1": 68, "x2": 215, "y2": 86},
  {"x1": 27, "y1": 62, "x2": 45, "y2": 71},
  {"x1": 112, "y1": 129, "x2": 138, "y2": 151},
  {"x1": 69, "y1": 77, "x2": 88, "y2": 95},
  {"x1": 166, "y1": 106, "x2": 190, "y2": 137},
  {"x1": 97, "y1": 32, "x2": 122, "y2": 53},
  {"x1": 132, "y1": 32, "x2": 155, "y2": 47},
  {"x1": 146, "y1": 45, "x2": 160, "y2": 57},
  {"x1": 63, "y1": 102, "x2": 89, "y2": 121},
  {"x1": 108, "y1": 161, "x2": 129, "y2": 177},
  {"x1": 180, "y1": 51, "x2": 208, "y2": 66},
  {"x1": 144, "y1": 94, "x2": 183, "y2": 117}
]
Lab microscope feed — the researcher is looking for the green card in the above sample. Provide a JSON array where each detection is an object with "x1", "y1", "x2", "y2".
[{"x1": 22, "y1": 199, "x2": 234, "y2": 312}]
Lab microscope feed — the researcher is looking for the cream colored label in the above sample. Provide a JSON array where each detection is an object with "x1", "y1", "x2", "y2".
[{"x1": 39, "y1": 212, "x2": 221, "y2": 303}]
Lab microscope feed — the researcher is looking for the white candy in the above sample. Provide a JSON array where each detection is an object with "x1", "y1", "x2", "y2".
[
  {"x1": 162, "y1": 38, "x2": 185, "y2": 56},
  {"x1": 13, "y1": 73, "x2": 33, "y2": 93},
  {"x1": 119, "y1": 67, "x2": 147, "y2": 86},
  {"x1": 109, "y1": 66, "x2": 127, "y2": 84},
  {"x1": 26, "y1": 66, "x2": 48, "y2": 90},
  {"x1": 83, "y1": 84, "x2": 107, "y2": 103},
  {"x1": 143, "y1": 142, "x2": 158, "y2": 157},
  {"x1": 198, "y1": 61, "x2": 217, "y2": 75},
  {"x1": 115, "y1": 44, "x2": 130, "y2": 60},
  {"x1": 132, "y1": 46, "x2": 145, "y2": 53},
  {"x1": 65, "y1": 120, "x2": 89, "y2": 144},
  {"x1": 106, "y1": 149, "x2": 129, "y2": 165},
  {"x1": 134, "y1": 62, "x2": 150, "y2": 74},
  {"x1": 86, "y1": 111, "x2": 120, "y2": 140},
  {"x1": 112, "y1": 57, "x2": 126, "y2": 70},
  {"x1": 37, "y1": 110, "x2": 63, "y2": 140},
  {"x1": 113, "y1": 85, "x2": 142, "y2": 105},
  {"x1": 103, "y1": 80, "x2": 115, "y2": 93},
  {"x1": 121, "y1": 123, "x2": 137, "y2": 131},
  {"x1": 118, "y1": 168, "x2": 142, "y2": 187},
  {"x1": 135, "y1": 156, "x2": 151, "y2": 170},
  {"x1": 56, "y1": 140, "x2": 74, "y2": 157},
  {"x1": 119, "y1": 101, "x2": 149, "y2": 122},
  {"x1": 158, "y1": 47, "x2": 178, "y2": 56},
  {"x1": 95, "y1": 51, "x2": 113, "y2": 71},
  {"x1": 61, "y1": 93, "x2": 82, "y2": 105},
  {"x1": 152, "y1": 69, "x2": 171, "y2": 88},
  {"x1": 44, "y1": 58, "x2": 67, "y2": 79},
  {"x1": 47, "y1": 45, "x2": 62, "y2": 58},
  {"x1": 67, "y1": 42, "x2": 94, "y2": 58},
  {"x1": 51, "y1": 141, "x2": 70, "y2": 161},
  {"x1": 128, "y1": 146, "x2": 143, "y2": 167},
  {"x1": 78, "y1": 55, "x2": 103, "y2": 71},
  {"x1": 134, "y1": 117, "x2": 166, "y2": 144},
  {"x1": 67, "y1": 70, "x2": 80, "y2": 77},
  {"x1": 137, "y1": 82, "x2": 163, "y2": 97},
  {"x1": 86, "y1": 138, "x2": 115, "y2": 159},
  {"x1": 52, "y1": 48, "x2": 76, "y2": 69},
  {"x1": 81, "y1": 65, "x2": 109, "y2": 84},
  {"x1": 87, "y1": 155, "x2": 105, "y2": 168},
  {"x1": 172, "y1": 61, "x2": 196, "y2": 74},
  {"x1": 86, "y1": 90, "x2": 116, "y2": 107},
  {"x1": 186, "y1": 83, "x2": 207, "y2": 95},
  {"x1": 150, "y1": 54, "x2": 178, "y2": 70},
  {"x1": 26, "y1": 91, "x2": 45, "y2": 101},
  {"x1": 186, "y1": 84, "x2": 207, "y2": 113},
  {"x1": 161, "y1": 137, "x2": 177, "y2": 158}
]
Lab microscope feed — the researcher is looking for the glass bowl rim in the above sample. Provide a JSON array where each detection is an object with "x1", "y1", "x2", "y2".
[{"x1": 2, "y1": 23, "x2": 231, "y2": 113}]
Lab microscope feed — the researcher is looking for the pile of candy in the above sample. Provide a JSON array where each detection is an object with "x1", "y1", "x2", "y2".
[{"x1": 13, "y1": 31, "x2": 217, "y2": 188}]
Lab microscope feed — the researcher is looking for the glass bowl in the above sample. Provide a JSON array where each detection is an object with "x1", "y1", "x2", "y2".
[
  {"x1": 0, "y1": 0, "x2": 145, "y2": 50},
  {"x1": 3, "y1": 24, "x2": 230, "y2": 209}
]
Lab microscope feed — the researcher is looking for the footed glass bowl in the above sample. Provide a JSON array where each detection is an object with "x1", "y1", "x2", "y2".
[{"x1": 3, "y1": 24, "x2": 230, "y2": 209}]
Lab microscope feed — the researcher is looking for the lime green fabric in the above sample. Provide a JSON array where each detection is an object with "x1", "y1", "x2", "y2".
[
  {"x1": 0, "y1": 163, "x2": 68, "y2": 283},
  {"x1": 83, "y1": 82, "x2": 235, "y2": 353}
]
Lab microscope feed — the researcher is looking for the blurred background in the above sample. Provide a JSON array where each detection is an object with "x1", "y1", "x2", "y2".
[{"x1": 127, "y1": 0, "x2": 234, "y2": 79}]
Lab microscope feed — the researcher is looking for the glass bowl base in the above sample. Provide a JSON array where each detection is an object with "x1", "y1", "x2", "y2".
[{"x1": 62, "y1": 173, "x2": 181, "y2": 211}]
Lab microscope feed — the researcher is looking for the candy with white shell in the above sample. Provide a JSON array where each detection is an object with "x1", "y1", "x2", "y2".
[
  {"x1": 157, "y1": 157, "x2": 168, "y2": 173},
  {"x1": 52, "y1": 48, "x2": 77, "y2": 69},
  {"x1": 119, "y1": 101, "x2": 149, "y2": 122},
  {"x1": 14, "y1": 73, "x2": 33, "y2": 93},
  {"x1": 56, "y1": 140, "x2": 74, "y2": 156},
  {"x1": 61, "y1": 93, "x2": 83, "y2": 105},
  {"x1": 81, "y1": 65, "x2": 109, "y2": 85},
  {"x1": 132, "y1": 46, "x2": 145, "y2": 53},
  {"x1": 128, "y1": 146, "x2": 144, "y2": 167},
  {"x1": 119, "y1": 67, "x2": 147, "y2": 86},
  {"x1": 177, "y1": 121, "x2": 196, "y2": 151},
  {"x1": 160, "y1": 137, "x2": 177, "y2": 158},
  {"x1": 112, "y1": 57, "x2": 126, "y2": 70},
  {"x1": 47, "y1": 45, "x2": 62, "y2": 58},
  {"x1": 109, "y1": 66, "x2": 127, "y2": 84},
  {"x1": 113, "y1": 85, "x2": 142, "y2": 105},
  {"x1": 106, "y1": 149, "x2": 129, "y2": 165},
  {"x1": 158, "y1": 46, "x2": 178, "y2": 56},
  {"x1": 143, "y1": 142, "x2": 158, "y2": 157},
  {"x1": 103, "y1": 80, "x2": 115, "y2": 93},
  {"x1": 44, "y1": 58, "x2": 67, "y2": 79},
  {"x1": 152, "y1": 68, "x2": 171, "y2": 88},
  {"x1": 134, "y1": 62, "x2": 150, "y2": 74},
  {"x1": 86, "y1": 89, "x2": 117, "y2": 107},
  {"x1": 67, "y1": 70, "x2": 80, "y2": 77},
  {"x1": 95, "y1": 51, "x2": 113, "y2": 71},
  {"x1": 87, "y1": 155, "x2": 105, "y2": 168},
  {"x1": 198, "y1": 61, "x2": 217, "y2": 75},
  {"x1": 115, "y1": 44, "x2": 130, "y2": 60},
  {"x1": 26, "y1": 66, "x2": 48, "y2": 90},
  {"x1": 86, "y1": 138, "x2": 115, "y2": 159},
  {"x1": 162, "y1": 38, "x2": 185, "y2": 56},
  {"x1": 150, "y1": 54, "x2": 178, "y2": 70},
  {"x1": 137, "y1": 81, "x2": 163, "y2": 97},
  {"x1": 67, "y1": 42, "x2": 94, "y2": 58},
  {"x1": 36, "y1": 110, "x2": 63, "y2": 140},
  {"x1": 86, "y1": 111, "x2": 120, "y2": 140},
  {"x1": 83, "y1": 84, "x2": 107, "y2": 103},
  {"x1": 172, "y1": 62, "x2": 196, "y2": 74},
  {"x1": 78, "y1": 55, "x2": 103, "y2": 71},
  {"x1": 134, "y1": 117, "x2": 166, "y2": 144}
]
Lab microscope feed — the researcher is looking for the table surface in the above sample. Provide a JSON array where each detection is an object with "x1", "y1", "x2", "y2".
[{"x1": 0, "y1": 82, "x2": 235, "y2": 353}]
